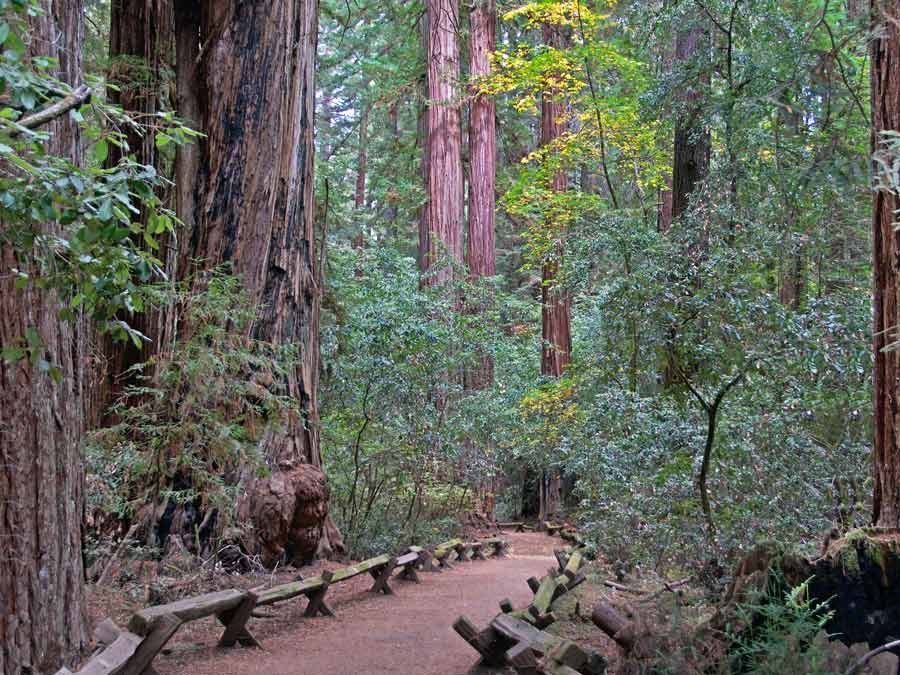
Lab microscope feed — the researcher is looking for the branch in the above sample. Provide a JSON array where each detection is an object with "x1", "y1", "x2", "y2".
[
  {"x1": 13, "y1": 85, "x2": 91, "y2": 134},
  {"x1": 844, "y1": 639, "x2": 900, "y2": 675}
]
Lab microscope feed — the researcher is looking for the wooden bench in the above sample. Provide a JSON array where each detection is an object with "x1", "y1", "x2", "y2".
[
  {"x1": 394, "y1": 550, "x2": 421, "y2": 582},
  {"x1": 454, "y1": 612, "x2": 605, "y2": 673},
  {"x1": 407, "y1": 545, "x2": 433, "y2": 572},
  {"x1": 497, "y1": 521, "x2": 527, "y2": 532},
  {"x1": 330, "y1": 553, "x2": 397, "y2": 595},
  {"x1": 433, "y1": 538, "x2": 462, "y2": 569},
  {"x1": 543, "y1": 522, "x2": 564, "y2": 536},
  {"x1": 480, "y1": 537, "x2": 509, "y2": 557},
  {"x1": 559, "y1": 528, "x2": 585, "y2": 547},
  {"x1": 256, "y1": 573, "x2": 334, "y2": 617}
]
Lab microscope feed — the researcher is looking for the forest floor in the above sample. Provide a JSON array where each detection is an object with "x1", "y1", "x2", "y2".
[{"x1": 149, "y1": 531, "x2": 567, "y2": 675}]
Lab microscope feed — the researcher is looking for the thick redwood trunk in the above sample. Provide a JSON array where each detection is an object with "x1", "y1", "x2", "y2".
[
  {"x1": 872, "y1": 0, "x2": 900, "y2": 528},
  {"x1": 100, "y1": 0, "x2": 173, "y2": 417},
  {"x1": 0, "y1": 3, "x2": 88, "y2": 673},
  {"x1": 423, "y1": 0, "x2": 464, "y2": 283},
  {"x1": 671, "y1": 25, "x2": 710, "y2": 221},
  {"x1": 175, "y1": 0, "x2": 341, "y2": 560}
]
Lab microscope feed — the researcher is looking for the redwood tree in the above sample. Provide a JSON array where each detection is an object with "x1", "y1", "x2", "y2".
[
  {"x1": 0, "y1": 2, "x2": 88, "y2": 672},
  {"x1": 174, "y1": 0, "x2": 341, "y2": 559},
  {"x1": 872, "y1": 0, "x2": 900, "y2": 528},
  {"x1": 422, "y1": 0, "x2": 464, "y2": 283},
  {"x1": 467, "y1": 0, "x2": 497, "y2": 388},
  {"x1": 671, "y1": 24, "x2": 710, "y2": 221},
  {"x1": 537, "y1": 21, "x2": 570, "y2": 521}
]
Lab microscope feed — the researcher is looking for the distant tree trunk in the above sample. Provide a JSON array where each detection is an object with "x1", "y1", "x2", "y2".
[
  {"x1": 0, "y1": 2, "x2": 89, "y2": 672},
  {"x1": 422, "y1": 0, "x2": 464, "y2": 283},
  {"x1": 355, "y1": 105, "x2": 369, "y2": 210},
  {"x1": 466, "y1": 0, "x2": 496, "y2": 388},
  {"x1": 417, "y1": 14, "x2": 431, "y2": 272},
  {"x1": 537, "y1": 22, "x2": 569, "y2": 522},
  {"x1": 871, "y1": 0, "x2": 900, "y2": 529},
  {"x1": 540, "y1": 23, "x2": 571, "y2": 379},
  {"x1": 176, "y1": 0, "x2": 342, "y2": 560},
  {"x1": 671, "y1": 25, "x2": 710, "y2": 221}
]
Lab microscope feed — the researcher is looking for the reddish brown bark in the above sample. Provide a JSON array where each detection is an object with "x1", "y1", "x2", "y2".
[
  {"x1": 180, "y1": 0, "x2": 341, "y2": 558},
  {"x1": 467, "y1": 0, "x2": 496, "y2": 280},
  {"x1": 355, "y1": 106, "x2": 369, "y2": 210},
  {"x1": 422, "y1": 0, "x2": 464, "y2": 283},
  {"x1": 872, "y1": 0, "x2": 900, "y2": 528},
  {"x1": 540, "y1": 23, "x2": 571, "y2": 379},
  {"x1": 0, "y1": 2, "x2": 89, "y2": 672},
  {"x1": 671, "y1": 25, "x2": 710, "y2": 221}
]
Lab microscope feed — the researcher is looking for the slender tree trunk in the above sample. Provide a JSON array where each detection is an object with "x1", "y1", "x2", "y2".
[
  {"x1": 0, "y1": 2, "x2": 89, "y2": 672},
  {"x1": 355, "y1": 106, "x2": 369, "y2": 210},
  {"x1": 871, "y1": 0, "x2": 900, "y2": 528},
  {"x1": 423, "y1": 0, "x2": 464, "y2": 283},
  {"x1": 466, "y1": 0, "x2": 496, "y2": 388},
  {"x1": 540, "y1": 23, "x2": 571, "y2": 379},
  {"x1": 417, "y1": 13, "x2": 431, "y2": 272},
  {"x1": 538, "y1": 22, "x2": 569, "y2": 522},
  {"x1": 671, "y1": 25, "x2": 710, "y2": 221}
]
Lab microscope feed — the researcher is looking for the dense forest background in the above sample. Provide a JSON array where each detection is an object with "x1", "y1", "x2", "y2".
[{"x1": 2, "y1": 0, "x2": 898, "y2": 672}]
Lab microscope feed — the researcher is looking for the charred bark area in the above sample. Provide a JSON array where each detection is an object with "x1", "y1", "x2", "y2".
[
  {"x1": 872, "y1": 0, "x2": 900, "y2": 529},
  {"x1": 0, "y1": 2, "x2": 88, "y2": 673},
  {"x1": 422, "y1": 0, "x2": 464, "y2": 284}
]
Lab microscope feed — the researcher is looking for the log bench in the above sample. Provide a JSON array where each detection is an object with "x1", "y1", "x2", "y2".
[
  {"x1": 394, "y1": 550, "x2": 422, "y2": 582},
  {"x1": 454, "y1": 612, "x2": 605, "y2": 674},
  {"x1": 433, "y1": 538, "x2": 463, "y2": 569},
  {"x1": 543, "y1": 522, "x2": 564, "y2": 536},
  {"x1": 330, "y1": 553, "x2": 397, "y2": 595},
  {"x1": 480, "y1": 537, "x2": 509, "y2": 557},
  {"x1": 497, "y1": 521, "x2": 528, "y2": 532}
]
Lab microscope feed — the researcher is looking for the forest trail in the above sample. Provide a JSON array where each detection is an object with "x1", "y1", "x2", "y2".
[{"x1": 156, "y1": 532, "x2": 558, "y2": 675}]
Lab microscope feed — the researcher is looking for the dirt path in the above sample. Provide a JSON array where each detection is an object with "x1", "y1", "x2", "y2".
[{"x1": 156, "y1": 532, "x2": 558, "y2": 675}]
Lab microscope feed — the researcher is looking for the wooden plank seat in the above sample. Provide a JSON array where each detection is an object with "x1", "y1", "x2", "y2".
[
  {"x1": 255, "y1": 573, "x2": 335, "y2": 617},
  {"x1": 497, "y1": 521, "x2": 527, "y2": 532},
  {"x1": 559, "y1": 528, "x2": 585, "y2": 547},
  {"x1": 467, "y1": 541, "x2": 487, "y2": 561},
  {"x1": 543, "y1": 522, "x2": 563, "y2": 536},
  {"x1": 407, "y1": 545, "x2": 433, "y2": 572},
  {"x1": 329, "y1": 553, "x2": 397, "y2": 595},
  {"x1": 454, "y1": 541, "x2": 475, "y2": 562}
]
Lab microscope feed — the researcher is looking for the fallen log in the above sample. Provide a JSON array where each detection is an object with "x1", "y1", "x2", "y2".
[{"x1": 591, "y1": 602, "x2": 635, "y2": 650}]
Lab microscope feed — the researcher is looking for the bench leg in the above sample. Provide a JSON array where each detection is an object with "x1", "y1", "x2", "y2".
[
  {"x1": 217, "y1": 592, "x2": 260, "y2": 648},
  {"x1": 369, "y1": 556, "x2": 397, "y2": 595},
  {"x1": 120, "y1": 614, "x2": 182, "y2": 675},
  {"x1": 472, "y1": 546, "x2": 487, "y2": 561},
  {"x1": 304, "y1": 571, "x2": 334, "y2": 617},
  {"x1": 399, "y1": 564, "x2": 420, "y2": 583}
]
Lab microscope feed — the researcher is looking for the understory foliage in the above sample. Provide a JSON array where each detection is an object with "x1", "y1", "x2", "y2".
[{"x1": 86, "y1": 271, "x2": 297, "y2": 534}]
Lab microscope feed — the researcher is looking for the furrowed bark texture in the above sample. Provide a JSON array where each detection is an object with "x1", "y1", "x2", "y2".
[
  {"x1": 99, "y1": 0, "x2": 174, "y2": 419},
  {"x1": 182, "y1": 0, "x2": 341, "y2": 560},
  {"x1": 537, "y1": 22, "x2": 569, "y2": 522},
  {"x1": 467, "y1": 0, "x2": 496, "y2": 280},
  {"x1": 671, "y1": 25, "x2": 710, "y2": 221},
  {"x1": 0, "y1": 2, "x2": 88, "y2": 673},
  {"x1": 423, "y1": 0, "x2": 464, "y2": 283},
  {"x1": 466, "y1": 0, "x2": 497, "y2": 389},
  {"x1": 872, "y1": 0, "x2": 900, "y2": 528},
  {"x1": 540, "y1": 23, "x2": 571, "y2": 379}
]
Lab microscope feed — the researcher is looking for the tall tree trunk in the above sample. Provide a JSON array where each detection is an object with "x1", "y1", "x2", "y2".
[
  {"x1": 538, "y1": 22, "x2": 569, "y2": 522},
  {"x1": 177, "y1": 0, "x2": 341, "y2": 560},
  {"x1": 540, "y1": 23, "x2": 571, "y2": 379},
  {"x1": 871, "y1": 0, "x2": 900, "y2": 528},
  {"x1": 417, "y1": 13, "x2": 431, "y2": 272},
  {"x1": 466, "y1": 0, "x2": 496, "y2": 388},
  {"x1": 99, "y1": 0, "x2": 173, "y2": 417},
  {"x1": 355, "y1": 106, "x2": 369, "y2": 210},
  {"x1": 671, "y1": 25, "x2": 710, "y2": 221},
  {"x1": 422, "y1": 0, "x2": 464, "y2": 283},
  {"x1": 0, "y1": 2, "x2": 88, "y2": 672}
]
